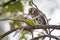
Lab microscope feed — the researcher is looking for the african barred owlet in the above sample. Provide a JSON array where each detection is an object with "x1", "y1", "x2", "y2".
[{"x1": 28, "y1": 7, "x2": 48, "y2": 34}]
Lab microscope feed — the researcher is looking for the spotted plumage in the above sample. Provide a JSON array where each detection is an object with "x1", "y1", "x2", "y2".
[{"x1": 28, "y1": 7, "x2": 48, "y2": 34}]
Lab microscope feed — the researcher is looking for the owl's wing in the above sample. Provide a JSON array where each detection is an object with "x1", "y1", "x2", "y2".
[
  {"x1": 40, "y1": 14, "x2": 48, "y2": 25},
  {"x1": 37, "y1": 8, "x2": 49, "y2": 25}
]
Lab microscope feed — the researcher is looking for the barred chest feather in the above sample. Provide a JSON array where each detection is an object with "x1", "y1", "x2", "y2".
[
  {"x1": 33, "y1": 13, "x2": 48, "y2": 25},
  {"x1": 28, "y1": 7, "x2": 48, "y2": 25}
]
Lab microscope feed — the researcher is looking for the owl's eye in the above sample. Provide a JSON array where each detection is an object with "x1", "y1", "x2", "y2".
[{"x1": 36, "y1": 18, "x2": 38, "y2": 20}]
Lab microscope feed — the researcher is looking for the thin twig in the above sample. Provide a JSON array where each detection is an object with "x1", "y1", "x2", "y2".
[
  {"x1": 49, "y1": 29, "x2": 54, "y2": 40},
  {"x1": 31, "y1": 0, "x2": 43, "y2": 14},
  {"x1": 31, "y1": 31, "x2": 34, "y2": 39},
  {"x1": 0, "y1": 18, "x2": 33, "y2": 27},
  {"x1": 49, "y1": 29, "x2": 51, "y2": 40},
  {"x1": 31, "y1": 0, "x2": 38, "y2": 9},
  {"x1": 31, "y1": 35, "x2": 60, "y2": 40},
  {"x1": 0, "y1": 28, "x2": 20, "y2": 39},
  {"x1": 50, "y1": 29, "x2": 54, "y2": 34},
  {"x1": 3, "y1": 0, "x2": 16, "y2": 7}
]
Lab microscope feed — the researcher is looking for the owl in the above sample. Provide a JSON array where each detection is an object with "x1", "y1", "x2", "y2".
[{"x1": 28, "y1": 7, "x2": 48, "y2": 34}]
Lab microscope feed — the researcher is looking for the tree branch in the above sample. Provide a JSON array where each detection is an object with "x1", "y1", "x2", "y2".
[
  {"x1": 0, "y1": 19, "x2": 60, "y2": 29},
  {"x1": 31, "y1": 0, "x2": 38, "y2": 9},
  {"x1": 0, "y1": 27, "x2": 32, "y2": 39},
  {"x1": 0, "y1": 19, "x2": 60, "y2": 40},
  {"x1": 0, "y1": 25, "x2": 60, "y2": 39},
  {"x1": 33, "y1": 25, "x2": 60, "y2": 29},
  {"x1": 0, "y1": 18, "x2": 32, "y2": 27},
  {"x1": 0, "y1": 28, "x2": 20, "y2": 39},
  {"x1": 31, "y1": 35, "x2": 60, "y2": 40},
  {"x1": 3, "y1": 0, "x2": 16, "y2": 7}
]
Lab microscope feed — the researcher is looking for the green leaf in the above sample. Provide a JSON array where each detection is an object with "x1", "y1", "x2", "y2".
[
  {"x1": 16, "y1": 15, "x2": 27, "y2": 21},
  {"x1": 27, "y1": 19, "x2": 35, "y2": 26},
  {"x1": 16, "y1": 22, "x2": 22, "y2": 27},
  {"x1": 6, "y1": 3, "x2": 14, "y2": 12},
  {"x1": 10, "y1": 21, "x2": 16, "y2": 29},
  {"x1": 14, "y1": 1, "x2": 24, "y2": 12},
  {"x1": 29, "y1": 0, "x2": 32, "y2": 6},
  {"x1": 19, "y1": 31, "x2": 26, "y2": 39}
]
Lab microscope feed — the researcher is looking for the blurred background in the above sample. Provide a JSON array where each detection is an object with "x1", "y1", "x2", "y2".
[{"x1": 0, "y1": 0, "x2": 60, "y2": 40}]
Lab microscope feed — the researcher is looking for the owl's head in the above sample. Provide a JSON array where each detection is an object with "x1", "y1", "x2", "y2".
[{"x1": 28, "y1": 7, "x2": 39, "y2": 18}]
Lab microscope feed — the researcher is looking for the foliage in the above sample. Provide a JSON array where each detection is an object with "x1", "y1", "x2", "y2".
[{"x1": 0, "y1": 0, "x2": 35, "y2": 40}]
